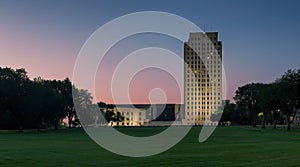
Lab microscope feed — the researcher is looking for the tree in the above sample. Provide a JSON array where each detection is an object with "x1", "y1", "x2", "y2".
[
  {"x1": 234, "y1": 83, "x2": 262, "y2": 127},
  {"x1": 98, "y1": 102, "x2": 106, "y2": 112},
  {"x1": 221, "y1": 102, "x2": 237, "y2": 125},
  {"x1": 210, "y1": 101, "x2": 252, "y2": 126},
  {"x1": 113, "y1": 110, "x2": 124, "y2": 126},
  {"x1": 105, "y1": 104, "x2": 116, "y2": 126},
  {"x1": 52, "y1": 78, "x2": 75, "y2": 129},
  {"x1": 97, "y1": 102, "x2": 108, "y2": 125},
  {"x1": 272, "y1": 109, "x2": 282, "y2": 130},
  {"x1": 0, "y1": 67, "x2": 29, "y2": 132},
  {"x1": 255, "y1": 83, "x2": 276, "y2": 129},
  {"x1": 259, "y1": 83, "x2": 282, "y2": 129},
  {"x1": 72, "y1": 88, "x2": 93, "y2": 126},
  {"x1": 96, "y1": 102, "x2": 125, "y2": 126},
  {"x1": 275, "y1": 69, "x2": 300, "y2": 131},
  {"x1": 25, "y1": 78, "x2": 46, "y2": 131},
  {"x1": 210, "y1": 106, "x2": 224, "y2": 125},
  {"x1": 0, "y1": 67, "x2": 92, "y2": 131}
]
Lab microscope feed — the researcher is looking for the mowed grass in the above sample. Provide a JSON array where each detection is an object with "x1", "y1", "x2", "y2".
[{"x1": 0, "y1": 126, "x2": 300, "y2": 167}]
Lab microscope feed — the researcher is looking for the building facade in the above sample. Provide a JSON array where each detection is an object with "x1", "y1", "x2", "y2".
[
  {"x1": 183, "y1": 32, "x2": 222, "y2": 125},
  {"x1": 109, "y1": 104, "x2": 181, "y2": 126}
]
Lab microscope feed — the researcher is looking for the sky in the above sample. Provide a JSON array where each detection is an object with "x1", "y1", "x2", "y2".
[{"x1": 0, "y1": 0, "x2": 300, "y2": 103}]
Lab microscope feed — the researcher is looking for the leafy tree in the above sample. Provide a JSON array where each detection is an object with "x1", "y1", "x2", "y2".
[
  {"x1": 213, "y1": 101, "x2": 251, "y2": 126},
  {"x1": 255, "y1": 84, "x2": 275, "y2": 128},
  {"x1": 0, "y1": 67, "x2": 98, "y2": 131},
  {"x1": 234, "y1": 83, "x2": 262, "y2": 127},
  {"x1": 97, "y1": 102, "x2": 109, "y2": 125},
  {"x1": 98, "y1": 102, "x2": 106, "y2": 113},
  {"x1": 113, "y1": 110, "x2": 124, "y2": 126},
  {"x1": 51, "y1": 78, "x2": 75, "y2": 129},
  {"x1": 72, "y1": 88, "x2": 93, "y2": 126},
  {"x1": 97, "y1": 102, "x2": 125, "y2": 126},
  {"x1": 272, "y1": 109, "x2": 283, "y2": 130},
  {"x1": 105, "y1": 104, "x2": 116, "y2": 126},
  {"x1": 275, "y1": 69, "x2": 300, "y2": 131},
  {"x1": 221, "y1": 102, "x2": 238, "y2": 125},
  {"x1": 0, "y1": 67, "x2": 29, "y2": 131},
  {"x1": 25, "y1": 78, "x2": 47, "y2": 130},
  {"x1": 259, "y1": 83, "x2": 282, "y2": 129}
]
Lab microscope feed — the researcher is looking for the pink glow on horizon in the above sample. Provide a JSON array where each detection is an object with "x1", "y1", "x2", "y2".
[
  {"x1": 95, "y1": 58, "x2": 183, "y2": 104},
  {"x1": 1, "y1": 26, "x2": 239, "y2": 104},
  {"x1": 96, "y1": 68, "x2": 183, "y2": 104},
  {"x1": 128, "y1": 68, "x2": 181, "y2": 104},
  {"x1": 0, "y1": 24, "x2": 78, "y2": 80}
]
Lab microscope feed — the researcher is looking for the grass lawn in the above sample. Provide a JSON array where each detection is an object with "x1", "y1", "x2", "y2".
[{"x1": 0, "y1": 126, "x2": 300, "y2": 167}]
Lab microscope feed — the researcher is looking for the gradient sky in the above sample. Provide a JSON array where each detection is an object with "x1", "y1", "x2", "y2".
[{"x1": 1, "y1": 0, "x2": 300, "y2": 103}]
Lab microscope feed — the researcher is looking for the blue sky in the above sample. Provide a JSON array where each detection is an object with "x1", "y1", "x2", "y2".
[{"x1": 0, "y1": 0, "x2": 299, "y2": 102}]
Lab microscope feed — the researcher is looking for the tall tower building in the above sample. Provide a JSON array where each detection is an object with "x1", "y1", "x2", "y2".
[{"x1": 183, "y1": 32, "x2": 222, "y2": 125}]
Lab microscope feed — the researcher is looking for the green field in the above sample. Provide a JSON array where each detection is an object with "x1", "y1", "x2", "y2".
[{"x1": 0, "y1": 126, "x2": 300, "y2": 167}]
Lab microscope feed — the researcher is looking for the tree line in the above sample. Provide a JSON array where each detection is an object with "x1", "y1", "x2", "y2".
[
  {"x1": 213, "y1": 69, "x2": 300, "y2": 131},
  {"x1": 2, "y1": 67, "x2": 299, "y2": 131},
  {"x1": 0, "y1": 67, "x2": 123, "y2": 132}
]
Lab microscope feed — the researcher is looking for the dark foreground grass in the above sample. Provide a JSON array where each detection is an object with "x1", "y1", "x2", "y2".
[{"x1": 0, "y1": 126, "x2": 300, "y2": 167}]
